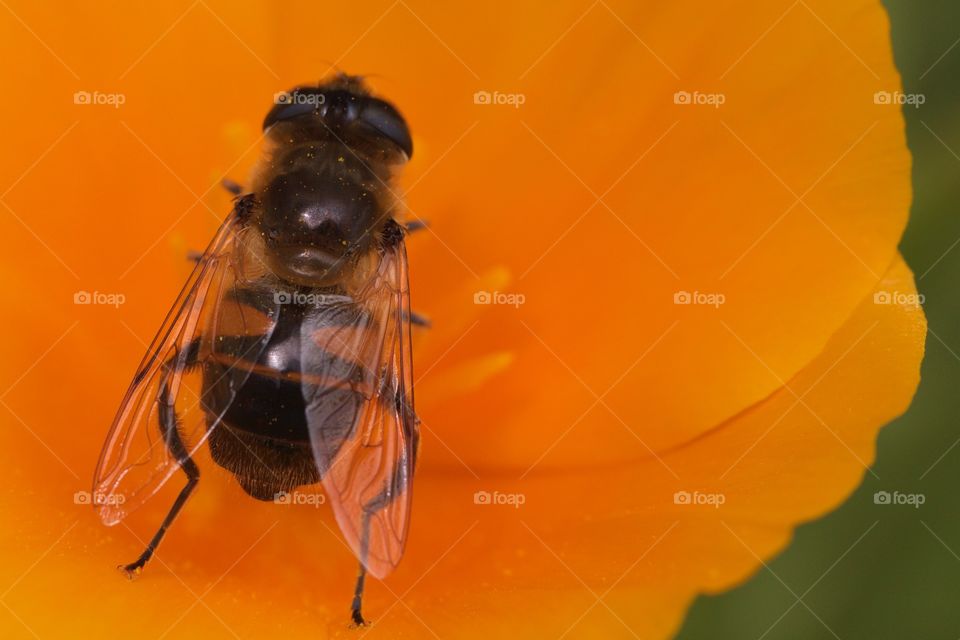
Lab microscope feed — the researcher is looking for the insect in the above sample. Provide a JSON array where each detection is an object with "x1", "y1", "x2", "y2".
[{"x1": 92, "y1": 73, "x2": 421, "y2": 626}]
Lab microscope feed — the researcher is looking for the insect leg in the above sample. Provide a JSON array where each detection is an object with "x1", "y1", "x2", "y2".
[
  {"x1": 120, "y1": 340, "x2": 202, "y2": 578},
  {"x1": 350, "y1": 510, "x2": 373, "y2": 626},
  {"x1": 350, "y1": 466, "x2": 414, "y2": 626}
]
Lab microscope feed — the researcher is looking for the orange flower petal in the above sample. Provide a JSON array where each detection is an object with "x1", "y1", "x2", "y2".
[
  {"x1": 0, "y1": 256, "x2": 922, "y2": 639},
  {"x1": 0, "y1": 0, "x2": 910, "y2": 463},
  {"x1": 0, "y1": 0, "x2": 923, "y2": 637}
]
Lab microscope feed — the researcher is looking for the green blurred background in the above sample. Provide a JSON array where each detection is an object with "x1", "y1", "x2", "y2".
[{"x1": 677, "y1": 2, "x2": 959, "y2": 638}]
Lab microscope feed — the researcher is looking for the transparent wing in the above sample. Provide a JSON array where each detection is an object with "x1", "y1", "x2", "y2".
[
  {"x1": 93, "y1": 206, "x2": 280, "y2": 525},
  {"x1": 302, "y1": 237, "x2": 418, "y2": 579}
]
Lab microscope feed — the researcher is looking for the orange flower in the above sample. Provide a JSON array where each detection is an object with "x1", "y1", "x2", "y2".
[{"x1": 0, "y1": 1, "x2": 924, "y2": 638}]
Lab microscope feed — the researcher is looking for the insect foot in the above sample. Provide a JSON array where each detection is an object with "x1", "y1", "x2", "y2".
[{"x1": 117, "y1": 561, "x2": 144, "y2": 580}]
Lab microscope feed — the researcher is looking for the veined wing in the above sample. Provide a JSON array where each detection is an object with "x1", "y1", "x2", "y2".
[
  {"x1": 302, "y1": 236, "x2": 418, "y2": 579},
  {"x1": 93, "y1": 204, "x2": 280, "y2": 525}
]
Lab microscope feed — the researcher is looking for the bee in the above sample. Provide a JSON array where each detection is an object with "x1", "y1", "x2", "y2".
[{"x1": 92, "y1": 73, "x2": 420, "y2": 626}]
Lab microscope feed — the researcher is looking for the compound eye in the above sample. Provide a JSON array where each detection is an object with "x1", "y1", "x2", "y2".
[
  {"x1": 262, "y1": 87, "x2": 327, "y2": 130},
  {"x1": 358, "y1": 98, "x2": 413, "y2": 160}
]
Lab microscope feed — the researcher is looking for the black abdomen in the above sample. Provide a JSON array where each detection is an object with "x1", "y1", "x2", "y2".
[{"x1": 202, "y1": 300, "x2": 364, "y2": 501}]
